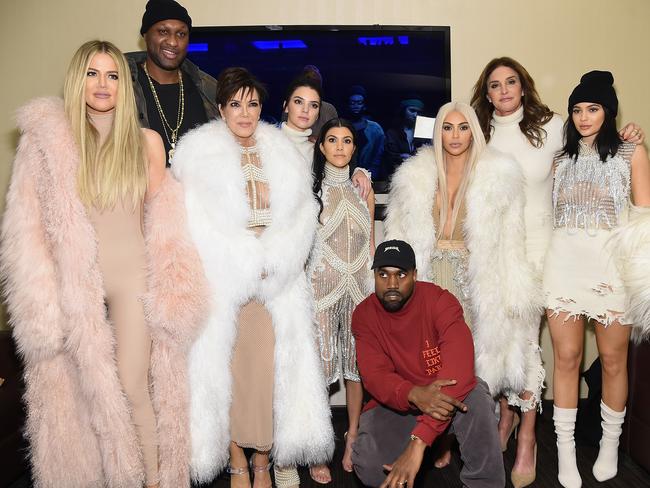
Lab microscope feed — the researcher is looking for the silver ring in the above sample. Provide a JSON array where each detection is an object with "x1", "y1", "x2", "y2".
[{"x1": 398, "y1": 482, "x2": 407, "y2": 486}]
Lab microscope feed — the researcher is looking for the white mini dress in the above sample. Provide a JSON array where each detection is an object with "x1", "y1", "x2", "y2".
[{"x1": 543, "y1": 141, "x2": 635, "y2": 325}]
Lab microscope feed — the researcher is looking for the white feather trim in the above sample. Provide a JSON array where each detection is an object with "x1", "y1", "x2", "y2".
[{"x1": 611, "y1": 204, "x2": 650, "y2": 342}]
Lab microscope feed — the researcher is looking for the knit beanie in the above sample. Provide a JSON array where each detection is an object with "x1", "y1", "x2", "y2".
[
  {"x1": 568, "y1": 70, "x2": 618, "y2": 115},
  {"x1": 140, "y1": 0, "x2": 192, "y2": 36}
]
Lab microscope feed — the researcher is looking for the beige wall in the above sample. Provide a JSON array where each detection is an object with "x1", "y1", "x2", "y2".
[{"x1": 1, "y1": 0, "x2": 649, "y2": 398}]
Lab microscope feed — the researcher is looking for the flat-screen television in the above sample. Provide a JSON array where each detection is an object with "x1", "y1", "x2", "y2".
[{"x1": 187, "y1": 25, "x2": 450, "y2": 182}]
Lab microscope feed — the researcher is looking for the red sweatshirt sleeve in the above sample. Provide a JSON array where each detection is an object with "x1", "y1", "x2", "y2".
[
  {"x1": 353, "y1": 304, "x2": 414, "y2": 412},
  {"x1": 411, "y1": 291, "x2": 477, "y2": 445}
]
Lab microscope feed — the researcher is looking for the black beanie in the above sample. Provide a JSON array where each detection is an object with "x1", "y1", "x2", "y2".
[
  {"x1": 568, "y1": 70, "x2": 618, "y2": 115},
  {"x1": 140, "y1": 0, "x2": 192, "y2": 36}
]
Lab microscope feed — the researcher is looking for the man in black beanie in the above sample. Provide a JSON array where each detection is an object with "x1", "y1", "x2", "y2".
[{"x1": 126, "y1": 0, "x2": 218, "y2": 165}]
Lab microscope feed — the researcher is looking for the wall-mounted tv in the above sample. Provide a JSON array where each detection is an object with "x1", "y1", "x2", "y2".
[{"x1": 187, "y1": 25, "x2": 450, "y2": 181}]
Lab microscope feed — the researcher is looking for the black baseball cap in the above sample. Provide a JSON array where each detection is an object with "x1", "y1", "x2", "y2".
[{"x1": 371, "y1": 240, "x2": 416, "y2": 271}]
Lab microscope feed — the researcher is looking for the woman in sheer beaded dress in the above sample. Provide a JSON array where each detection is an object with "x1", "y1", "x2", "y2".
[
  {"x1": 543, "y1": 71, "x2": 650, "y2": 488},
  {"x1": 171, "y1": 67, "x2": 334, "y2": 488},
  {"x1": 308, "y1": 118, "x2": 376, "y2": 484}
]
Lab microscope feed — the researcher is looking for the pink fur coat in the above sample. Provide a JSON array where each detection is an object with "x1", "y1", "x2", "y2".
[{"x1": 0, "y1": 97, "x2": 208, "y2": 488}]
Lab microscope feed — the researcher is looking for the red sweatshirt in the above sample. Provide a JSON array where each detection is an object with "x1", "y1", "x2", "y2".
[{"x1": 352, "y1": 281, "x2": 477, "y2": 446}]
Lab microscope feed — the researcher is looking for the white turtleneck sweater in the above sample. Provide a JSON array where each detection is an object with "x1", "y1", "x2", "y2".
[
  {"x1": 489, "y1": 105, "x2": 564, "y2": 272},
  {"x1": 281, "y1": 122, "x2": 314, "y2": 163}
]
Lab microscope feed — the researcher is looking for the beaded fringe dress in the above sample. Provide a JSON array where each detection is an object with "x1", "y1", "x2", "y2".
[
  {"x1": 230, "y1": 145, "x2": 275, "y2": 451},
  {"x1": 311, "y1": 163, "x2": 372, "y2": 384},
  {"x1": 543, "y1": 141, "x2": 635, "y2": 325}
]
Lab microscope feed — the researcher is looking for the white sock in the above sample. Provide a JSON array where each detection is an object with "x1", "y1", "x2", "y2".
[
  {"x1": 553, "y1": 405, "x2": 582, "y2": 488},
  {"x1": 592, "y1": 401, "x2": 626, "y2": 482}
]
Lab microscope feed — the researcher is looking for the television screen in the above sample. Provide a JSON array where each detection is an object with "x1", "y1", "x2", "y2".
[{"x1": 187, "y1": 25, "x2": 450, "y2": 182}]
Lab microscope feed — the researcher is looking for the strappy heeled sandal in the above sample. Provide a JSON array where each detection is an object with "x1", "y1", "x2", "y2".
[
  {"x1": 250, "y1": 453, "x2": 273, "y2": 488},
  {"x1": 227, "y1": 464, "x2": 250, "y2": 488},
  {"x1": 309, "y1": 464, "x2": 332, "y2": 484}
]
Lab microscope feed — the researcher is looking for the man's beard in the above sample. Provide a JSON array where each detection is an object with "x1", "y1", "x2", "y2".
[{"x1": 379, "y1": 292, "x2": 408, "y2": 312}]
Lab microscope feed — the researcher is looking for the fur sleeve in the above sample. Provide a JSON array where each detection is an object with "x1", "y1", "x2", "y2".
[
  {"x1": 611, "y1": 204, "x2": 650, "y2": 342},
  {"x1": 468, "y1": 149, "x2": 542, "y2": 320},
  {"x1": 384, "y1": 147, "x2": 437, "y2": 279},
  {"x1": 143, "y1": 171, "x2": 210, "y2": 349},
  {"x1": 487, "y1": 150, "x2": 542, "y2": 318},
  {"x1": 258, "y1": 124, "x2": 319, "y2": 298},
  {"x1": 260, "y1": 189, "x2": 318, "y2": 298},
  {"x1": 498, "y1": 183, "x2": 544, "y2": 319},
  {"x1": 0, "y1": 132, "x2": 64, "y2": 363}
]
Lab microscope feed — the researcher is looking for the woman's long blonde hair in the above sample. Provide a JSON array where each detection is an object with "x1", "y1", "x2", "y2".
[
  {"x1": 64, "y1": 40, "x2": 147, "y2": 210},
  {"x1": 432, "y1": 102, "x2": 486, "y2": 239}
]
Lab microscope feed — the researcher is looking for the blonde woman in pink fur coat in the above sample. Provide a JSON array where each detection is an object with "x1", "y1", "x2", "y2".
[{"x1": 0, "y1": 40, "x2": 208, "y2": 488}]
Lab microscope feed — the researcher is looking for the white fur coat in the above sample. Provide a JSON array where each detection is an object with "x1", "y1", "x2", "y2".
[
  {"x1": 172, "y1": 120, "x2": 334, "y2": 482},
  {"x1": 611, "y1": 204, "x2": 650, "y2": 342},
  {"x1": 385, "y1": 146, "x2": 542, "y2": 396}
]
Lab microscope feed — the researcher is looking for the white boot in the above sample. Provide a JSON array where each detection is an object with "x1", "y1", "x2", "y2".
[
  {"x1": 592, "y1": 401, "x2": 626, "y2": 482},
  {"x1": 553, "y1": 405, "x2": 582, "y2": 488}
]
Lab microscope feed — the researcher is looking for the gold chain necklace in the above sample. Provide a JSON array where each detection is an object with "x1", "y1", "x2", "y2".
[{"x1": 143, "y1": 62, "x2": 185, "y2": 159}]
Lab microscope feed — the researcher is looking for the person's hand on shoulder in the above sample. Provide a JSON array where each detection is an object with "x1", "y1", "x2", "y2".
[
  {"x1": 619, "y1": 123, "x2": 645, "y2": 145},
  {"x1": 352, "y1": 167, "x2": 372, "y2": 199}
]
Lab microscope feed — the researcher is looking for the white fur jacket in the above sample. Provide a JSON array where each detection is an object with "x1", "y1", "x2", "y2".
[
  {"x1": 0, "y1": 98, "x2": 209, "y2": 488},
  {"x1": 171, "y1": 120, "x2": 334, "y2": 482},
  {"x1": 385, "y1": 146, "x2": 542, "y2": 396},
  {"x1": 611, "y1": 204, "x2": 650, "y2": 342}
]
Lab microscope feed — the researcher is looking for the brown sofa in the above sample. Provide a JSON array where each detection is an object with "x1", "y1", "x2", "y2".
[
  {"x1": 622, "y1": 339, "x2": 650, "y2": 472},
  {"x1": 0, "y1": 329, "x2": 28, "y2": 486}
]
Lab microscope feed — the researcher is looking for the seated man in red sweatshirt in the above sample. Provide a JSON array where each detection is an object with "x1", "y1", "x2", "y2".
[{"x1": 351, "y1": 240, "x2": 504, "y2": 488}]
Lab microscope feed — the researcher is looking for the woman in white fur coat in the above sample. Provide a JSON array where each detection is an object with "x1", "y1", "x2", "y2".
[
  {"x1": 171, "y1": 67, "x2": 334, "y2": 487},
  {"x1": 0, "y1": 41, "x2": 208, "y2": 488},
  {"x1": 385, "y1": 101, "x2": 541, "y2": 444}
]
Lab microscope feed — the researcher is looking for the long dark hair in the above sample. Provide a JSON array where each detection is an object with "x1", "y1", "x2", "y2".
[
  {"x1": 312, "y1": 118, "x2": 357, "y2": 221},
  {"x1": 470, "y1": 57, "x2": 554, "y2": 147},
  {"x1": 560, "y1": 105, "x2": 620, "y2": 162}
]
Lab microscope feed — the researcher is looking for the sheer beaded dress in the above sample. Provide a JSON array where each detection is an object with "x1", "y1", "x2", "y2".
[{"x1": 311, "y1": 163, "x2": 372, "y2": 384}]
